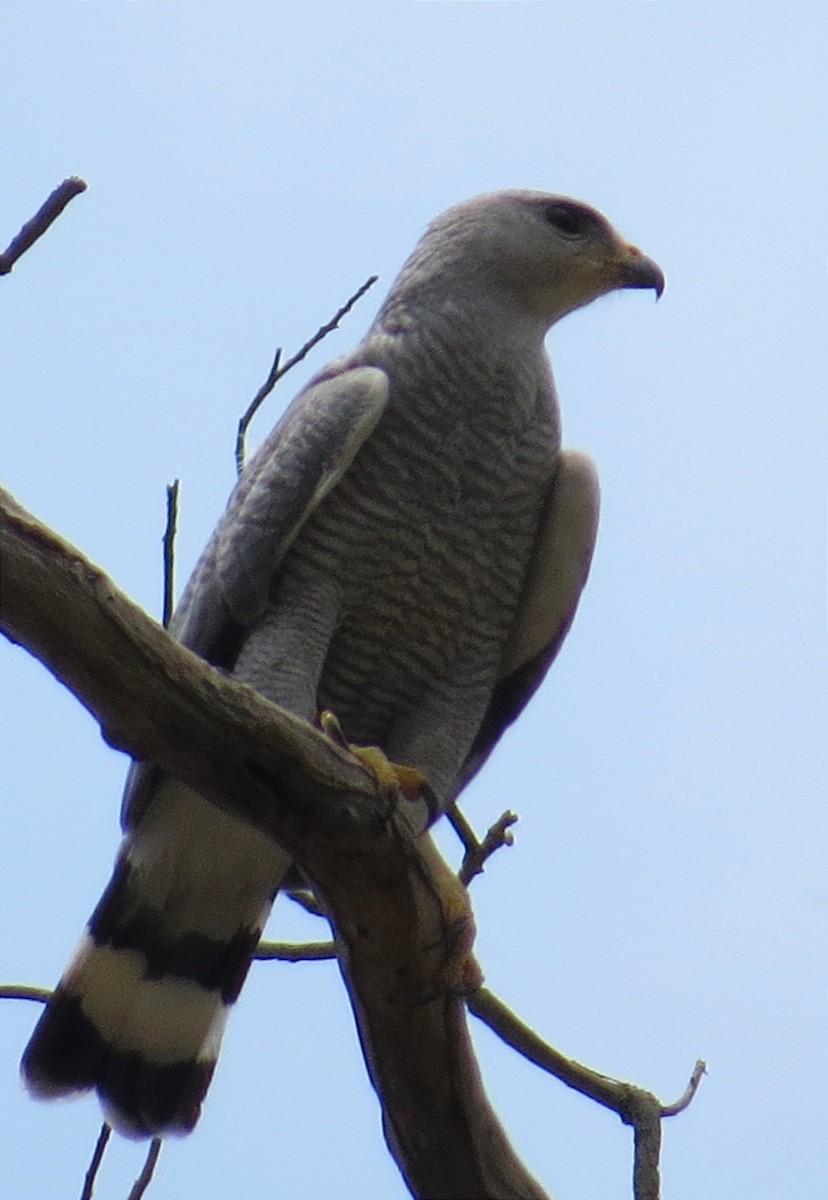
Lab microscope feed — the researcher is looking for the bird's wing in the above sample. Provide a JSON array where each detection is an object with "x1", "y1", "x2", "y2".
[
  {"x1": 123, "y1": 364, "x2": 389, "y2": 826},
  {"x1": 172, "y1": 364, "x2": 389, "y2": 653},
  {"x1": 454, "y1": 449, "x2": 600, "y2": 795}
]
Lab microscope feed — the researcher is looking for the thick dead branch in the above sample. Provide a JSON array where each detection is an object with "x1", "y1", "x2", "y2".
[{"x1": 0, "y1": 485, "x2": 546, "y2": 1200}]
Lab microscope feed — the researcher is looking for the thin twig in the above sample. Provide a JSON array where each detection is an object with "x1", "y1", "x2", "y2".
[
  {"x1": 468, "y1": 988, "x2": 705, "y2": 1200},
  {"x1": 274, "y1": 273, "x2": 378, "y2": 378},
  {"x1": 235, "y1": 274, "x2": 379, "y2": 473},
  {"x1": 0, "y1": 983, "x2": 51, "y2": 1003},
  {"x1": 127, "y1": 1138, "x2": 162, "y2": 1200},
  {"x1": 235, "y1": 347, "x2": 282, "y2": 475},
  {"x1": 162, "y1": 480, "x2": 180, "y2": 628},
  {"x1": 446, "y1": 803, "x2": 478, "y2": 854},
  {"x1": 468, "y1": 987, "x2": 625, "y2": 1110},
  {"x1": 255, "y1": 940, "x2": 336, "y2": 962},
  {"x1": 660, "y1": 1059, "x2": 707, "y2": 1117},
  {"x1": 0, "y1": 177, "x2": 87, "y2": 275},
  {"x1": 79, "y1": 1123, "x2": 111, "y2": 1200},
  {"x1": 447, "y1": 803, "x2": 518, "y2": 886},
  {"x1": 461, "y1": 810, "x2": 517, "y2": 886}
]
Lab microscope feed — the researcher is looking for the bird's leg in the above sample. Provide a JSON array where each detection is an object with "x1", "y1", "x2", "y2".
[{"x1": 317, "y1": 710, "x2": 479, "y2": 996}]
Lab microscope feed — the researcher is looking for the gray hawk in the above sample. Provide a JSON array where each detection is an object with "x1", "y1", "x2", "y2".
[{"x1": 22, "y1": 190, "x2": 663, "y2": 1136}]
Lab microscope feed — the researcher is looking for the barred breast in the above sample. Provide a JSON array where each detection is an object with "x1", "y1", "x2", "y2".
[{"x1": 259, "y1": 312, "x2": 559, "y2": 795}]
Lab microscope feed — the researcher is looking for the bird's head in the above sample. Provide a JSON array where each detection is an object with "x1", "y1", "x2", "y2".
[{"x1": 414, "y1": 190, "x2": 664, "y2": 330}]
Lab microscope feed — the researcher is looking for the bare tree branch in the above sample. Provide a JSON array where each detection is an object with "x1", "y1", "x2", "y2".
[
  {"x1": 127, "y1": 1138, "x2": 162, "y2": 1200},
  {"x1": 235, "y1": 274, "x2": 379, "y2": 473},
  {"x1": 660, "y1": 1059, "x2": 707, "y2": 1118},
  {"x1": 0, "y1": 177, "x2": 87, "y2": 276},
  {"x1": 235, "y1": 347, "x2": 282, "y2": 474},
  {"x1": 254, "y1": 940, "x2": 337, "y2": 962},
  {"x1": 449, "y1": 804, "x2": 518, "y2": 886},
  {"x1": 79, "y1": 1123, "x2": 111, "y2": 1200},
  {"x1": 626, "y1": 1089, "x2": 662, "y2": 1200},
  {"x1": 0, "y1": 484, "x2": 547, "y2": 1200},
  {"x1": 161, "y1": 479, "x2": 180, "y2": 628},
  {"x1": 0, "y1": 984, "x2": 51, "y2": 1004},
  {"x1": 468, "y1": 988, "x2": 706, "y2": 1200}
]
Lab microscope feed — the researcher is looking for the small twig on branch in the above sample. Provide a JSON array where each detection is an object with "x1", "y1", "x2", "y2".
[
  {"x1": 0, "y1": 984, "x2": 51, "y2": 1004},
  {"x1": 235, "y1": 274, "x2": 379, "y2": 473},
  {"x1": 235, "y1": 347, "x2": 281, "y2": 475},
  {"x1": 0, "y1": 177, "x2": 87, "y2": 276},
  {"x1": 660, "y1": 1058, "x2": 707, "y2": 1116},
  {"x1": 448, "y1": 804, "x2": 518, "y2": 886},
  {"x1": 162, "y1": 479, "x2": 180, "y2": 628},
  {"x1": 446, "y1": 803, "x2": 478, "y2": 854},
  {"x1": 79, "y1": 1124, "x2": 111, "y2": 1200},
  {"x1": 255, "y1": 940, "x2": 337, "y2": 962},
  {"x1": 127, "y1": 1138, "x2": 162, "y2": 1200}
]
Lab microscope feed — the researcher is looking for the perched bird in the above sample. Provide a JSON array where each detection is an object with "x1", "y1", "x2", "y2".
[{"x1": 22, "y1": 190, "x2": 663, "y2": 1137}]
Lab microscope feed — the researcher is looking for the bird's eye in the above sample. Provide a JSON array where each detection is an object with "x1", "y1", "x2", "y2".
[{"x1": 543, "y1": 204, "x2": 588, "y2": 237}]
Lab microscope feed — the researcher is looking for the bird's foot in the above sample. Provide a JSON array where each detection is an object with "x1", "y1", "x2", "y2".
[
  {"x1": 318, "y1": 709, "x2": 479, "y2": 996},
  {"x1": 318, "y1": 710, "x2": 438, "y2": 816}
]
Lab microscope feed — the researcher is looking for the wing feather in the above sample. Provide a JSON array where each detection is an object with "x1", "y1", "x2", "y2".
[
  {"x1": 455, "y1": 449, "x2": 599, "y2": 795},
  {"x1": 123, "y1": 365, "x2": 388, "y2": 827},
  {"x1": 168, "y1": 366, "x2": 388, "y2": 658}
]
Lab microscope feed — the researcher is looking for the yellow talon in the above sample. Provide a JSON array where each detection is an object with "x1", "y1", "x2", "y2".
[
  {"x1": 350, "y1": 746, "x2": 430, "y2": 801},
  {"x1": 318, "y1": 710, "x2": 433, "y2": 805}
]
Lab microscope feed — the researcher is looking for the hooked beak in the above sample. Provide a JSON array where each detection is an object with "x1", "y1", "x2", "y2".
[{"x1": 617, "y1": 243, "x2": 665, "y2": 298}]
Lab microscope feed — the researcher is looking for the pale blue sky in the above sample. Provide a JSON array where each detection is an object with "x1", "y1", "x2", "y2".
[{"x1": 1, "y1": 4, "x2": 826, "y2": 1198}]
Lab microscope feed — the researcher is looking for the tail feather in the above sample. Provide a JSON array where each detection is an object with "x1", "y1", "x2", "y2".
[
  {"x1": 22, "y1": 987, "x2": 106, "y2": 1097},
  {"x1": 22, "y1": 925, "x2": 252, "y2": 1136},
  {"x1": 21, "y1": 780, "x2": 291, "y2": 1136}
]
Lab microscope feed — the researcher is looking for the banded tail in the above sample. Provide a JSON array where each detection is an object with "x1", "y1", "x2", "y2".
[{"x1": 21, "y1": 780, "x2": 291, "y2": 1136}]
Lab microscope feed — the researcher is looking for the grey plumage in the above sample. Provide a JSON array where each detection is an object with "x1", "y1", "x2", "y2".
[{"x1": 22, "y1": 190, "x2": 663, "y2": 1136}]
